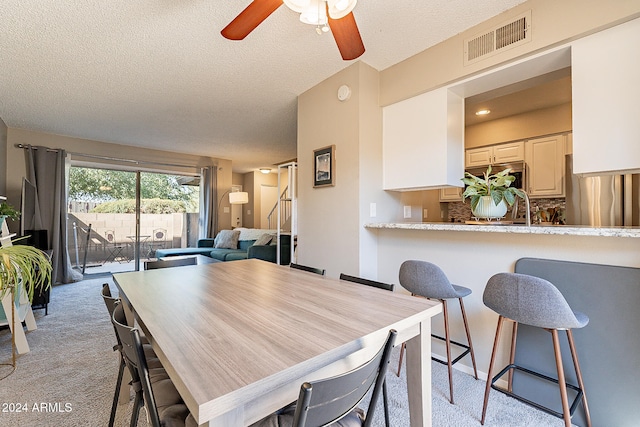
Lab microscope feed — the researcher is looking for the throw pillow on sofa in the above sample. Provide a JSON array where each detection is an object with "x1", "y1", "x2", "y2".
[
  {"x1": 253, "y1": 233, "x2": 273, "y2": 246},
  {"x1": 214, "y1": 229, "x2": 240, "y2": 249}
]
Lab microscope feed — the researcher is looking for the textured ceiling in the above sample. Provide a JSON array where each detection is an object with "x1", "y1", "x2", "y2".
[{"x1": 1, "y1": 0, "x2": 527, "y2": 173}]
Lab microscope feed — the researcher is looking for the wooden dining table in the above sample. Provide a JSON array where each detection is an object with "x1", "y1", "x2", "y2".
[{"x1": 113, "y1": 258, "x2": 442, "y2": 427}]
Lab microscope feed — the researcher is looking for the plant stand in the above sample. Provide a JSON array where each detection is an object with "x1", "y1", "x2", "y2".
[{"x1": 0, "y1": 203, "x2": 37, "y2": 355}]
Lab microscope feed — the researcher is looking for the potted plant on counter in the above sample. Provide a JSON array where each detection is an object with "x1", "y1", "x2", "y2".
[{"x1": 461, "y1": 166, "x2": 526, "y2": 220}]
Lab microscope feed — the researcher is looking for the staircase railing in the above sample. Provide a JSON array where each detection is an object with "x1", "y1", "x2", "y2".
[{"x1": 267, "y1": 186, "x2": 291, "y2": 230}]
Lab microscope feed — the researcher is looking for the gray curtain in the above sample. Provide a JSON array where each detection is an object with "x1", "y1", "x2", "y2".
[
  {"x1": 199, "y1": 166, "x2": 217, "y2": 239},
  {"x1": 25, "y1": 146, "x2": 83, "y2": 284}
]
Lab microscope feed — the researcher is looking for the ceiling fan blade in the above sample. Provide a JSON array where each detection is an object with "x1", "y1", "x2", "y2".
[
  {"x1": 328, "y1": 11, "x2": 365, "y2": 60},
  {"x1": 221, "y1": 0, "x2": 283, "y2": 40}
]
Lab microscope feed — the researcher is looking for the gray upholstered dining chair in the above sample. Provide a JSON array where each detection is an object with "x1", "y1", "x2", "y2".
[
  {"x1": 481, "y1": 272, "x2": 592, "y2": 427},
  {"x1": 101, "y1": 284, "x2": 162, "y2": 427},
  {"x1": 251, "y1": 329, "x2": 397, "y2": 427},
  {"x1": 339, "y1": 273, "x2": 394, "y2": 427},
  {"x1": 339, "y1": 273, "x2": 395, "y2": 292},
  {"x1": 397, "y1": 260, "x2": 478, "y2": 404},
  {"x1": 290, "y1": 263, "x2": 325, "y2": 276},
  {"x1": 111, "y1": 303, "x2": 197, "y2": 427}
]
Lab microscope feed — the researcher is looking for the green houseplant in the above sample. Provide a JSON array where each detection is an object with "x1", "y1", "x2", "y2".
[
  {"x1": 0, "y1": 202, "x2": 20, "y2": 228},
  {"x1": 1, "y1": 241, "x2": 52, "y2": 372},
  {"x1": 461, "y1": 166, "x2": 526, "y2": 219},
  {"x1": 1, "y1": 244, "x2": 52, "y2": 304}
]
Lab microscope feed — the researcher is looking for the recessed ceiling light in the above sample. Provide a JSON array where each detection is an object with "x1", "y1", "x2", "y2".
[{"x1": 475, "y1": 109, "x2": 491, "y2": 116}]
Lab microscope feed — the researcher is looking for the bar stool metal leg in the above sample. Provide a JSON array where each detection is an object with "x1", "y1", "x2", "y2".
[
  {"x1": 507, "y1": 321, "x2": 518, "y2": 391},
  {"x1": 481, "y1": 315, "x2": 505, "y2": 425},
  {"x1": 442, "y1": 299, "x2": 455, "y2": 404},
  {"x1": 567, "y1": 329, "x2": 592, "y2": 427},
  {"x1": 396, "y1": 297, "x2": 477, "y2": 388},
  {"x1": 551, "y1": 329, "x2": 572, "y2": 427},
  {"x1": 458, "y1": 297, "x2": 478, "y2": 380}
]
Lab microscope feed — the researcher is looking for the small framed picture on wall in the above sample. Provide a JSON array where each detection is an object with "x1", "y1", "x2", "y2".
[{"x1": 313, "y1": 145, "x2": 335, "y2": 188}]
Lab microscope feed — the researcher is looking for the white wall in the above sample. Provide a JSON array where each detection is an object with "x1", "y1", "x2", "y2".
[{"x1": 297, "y1": 63, "x2": 398, "y2": 278}]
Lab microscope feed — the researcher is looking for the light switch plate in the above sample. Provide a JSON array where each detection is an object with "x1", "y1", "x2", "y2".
[
  {"x1": 403, "y1": 206, "x2": 411, "y2": 219},
  {"x1": 370, "y1": 203, "x2": 377, "y2": 218},
  {"x1": 223, "y1": 207, "x2": 230, "y2": 213}
]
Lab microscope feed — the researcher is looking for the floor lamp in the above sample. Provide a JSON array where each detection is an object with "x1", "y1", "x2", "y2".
[{"x1": 217, "y1": 190, "x2": 249, "y2": 233}]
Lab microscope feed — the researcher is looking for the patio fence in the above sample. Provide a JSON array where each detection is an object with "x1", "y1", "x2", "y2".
[{"x1": 67, "y1": 212, "x2": 199, "y2": 267}]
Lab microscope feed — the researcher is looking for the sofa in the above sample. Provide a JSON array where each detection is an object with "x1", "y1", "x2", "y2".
[{"x1": 155, "y1": 228, "x2": 291, "y2": 265}]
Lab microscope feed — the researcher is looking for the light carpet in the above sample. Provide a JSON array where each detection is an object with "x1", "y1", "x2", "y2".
[{"x1": 0, "y1": 276, "x2": 569, "y2": 426}]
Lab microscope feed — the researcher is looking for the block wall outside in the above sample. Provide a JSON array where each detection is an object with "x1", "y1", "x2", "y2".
[{"x1": 67, "y1": 212, "x2": 192, "y2": 265}]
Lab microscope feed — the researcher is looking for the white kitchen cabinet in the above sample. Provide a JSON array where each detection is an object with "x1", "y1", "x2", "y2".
[
  {"x1": 572, "y1": 18, "x2": 640, "y2": 175},
  {"x1": 383, "y1": 87, "x2": 464, "y2": 191},
  {"x1": 439, "y1": 187, "x2": 463, "y2": 202},
  {"x1": 525, "y1": 135, "x2": 565, "y2": 198},
  {"x1": 465, "y1": 147, "x2": 492, "y2": 168},
  {"x1": 465, "y1": 141, "x2": 524, "y2": 168}
]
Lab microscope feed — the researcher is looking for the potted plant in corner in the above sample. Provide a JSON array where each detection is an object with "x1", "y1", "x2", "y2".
[
  {"x1": 0, "y1": 201, "x2": 20, "y2": 229},
  {"x1": 461, "y1": 165, "x2": 526, "y2": 220},
  {"x1": 1, "y1": 202, "x2": 52, "y2": 373}
]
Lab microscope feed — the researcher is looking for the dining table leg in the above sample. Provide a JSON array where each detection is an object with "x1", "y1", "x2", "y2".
[{"x1": 405, "y1": 319, "x2": 432, "y2": 427}]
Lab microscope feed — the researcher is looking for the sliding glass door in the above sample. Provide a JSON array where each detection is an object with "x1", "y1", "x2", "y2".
[
  {"x1": 67, "y1": 166, "x2": 199, "y2": 274},
  {"x1": 139, "y1": 172, "x2": 199, "y2": 261}
]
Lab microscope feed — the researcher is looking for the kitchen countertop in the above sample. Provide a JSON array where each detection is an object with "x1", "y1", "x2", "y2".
[{"x1": 364, "y1": 222, "x2": 640, "y2": 238}]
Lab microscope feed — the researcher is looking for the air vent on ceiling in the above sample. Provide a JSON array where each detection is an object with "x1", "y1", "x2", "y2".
[{"x1": 464, "y1": 10, "x2": 531, "y2": 66}]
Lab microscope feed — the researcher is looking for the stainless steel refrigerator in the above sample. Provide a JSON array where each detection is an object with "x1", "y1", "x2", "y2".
[{"x1": 565, "y1": 155, "x2": 640, "y2": 226}]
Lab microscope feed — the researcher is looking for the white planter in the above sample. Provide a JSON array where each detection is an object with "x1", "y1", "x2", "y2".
[{"x1": 472, "y1": 196, "x2": 507, "y2": 219}]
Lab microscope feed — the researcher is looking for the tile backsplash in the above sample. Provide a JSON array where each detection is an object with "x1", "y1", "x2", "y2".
[{"x1": 447, "y1": 198, "x2": 566, "y2": 223}]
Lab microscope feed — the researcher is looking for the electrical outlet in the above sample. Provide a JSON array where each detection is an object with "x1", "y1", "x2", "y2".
[
  {"x1": 403, "y1": 206, "x2": 411, "y2": 219},
  {"x1": 370, "y1": 203, "x2": 376, "y2": 218}
]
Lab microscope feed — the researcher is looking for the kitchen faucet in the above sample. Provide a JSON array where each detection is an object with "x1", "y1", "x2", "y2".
[
  {"x1": 510, "y1": 190, "x2": 532, "y2": 226},
  {"x1": 522, "y1": 190, "x2": 531, "y2": 226}
]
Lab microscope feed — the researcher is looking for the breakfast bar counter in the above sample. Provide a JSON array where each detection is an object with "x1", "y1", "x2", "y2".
[{"x1": 365, "y1": 221, "x2": 640, "y2": 238}]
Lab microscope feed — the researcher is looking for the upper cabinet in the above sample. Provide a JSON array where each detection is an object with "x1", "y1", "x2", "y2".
[
  {"x1": 383, "y1": 87, "x2": 464, "y2": 191},
  {"x1": 525, "y1": 135, "x2": 565, "y2": 198},
  {"x1": 465, "y1": 141, "x2": 524, "y2": 168},
  {"x1": 439, "y1": 187, "x2": 463, "y2": 202},
  {"x1": 572, "y1": 18, "x2": 640, "y2": 175}
]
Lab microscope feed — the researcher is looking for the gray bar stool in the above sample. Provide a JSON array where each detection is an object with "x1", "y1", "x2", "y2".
[
  {"x1": 398, "y1": 260, "x2": 478, "y2": 404},
  {"x1": 481, "y1": 272, "x2": 592, "y2": 427}
]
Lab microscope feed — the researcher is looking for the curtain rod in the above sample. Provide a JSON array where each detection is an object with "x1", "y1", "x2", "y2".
[{"x1": 15, "y1": 143, "x2": 205, "y2": 171}]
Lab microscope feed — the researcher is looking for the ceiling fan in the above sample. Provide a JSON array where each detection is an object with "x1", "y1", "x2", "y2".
[{"x1": 221, "y1": 0, "x2": 365, "y2": 61}]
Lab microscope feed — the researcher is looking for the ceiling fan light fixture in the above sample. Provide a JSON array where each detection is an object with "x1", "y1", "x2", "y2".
[
  {"x1": 283, "y1": 0, "x2": 311, "y2": 13},
  {"x1": 299, "y1": 0, "x2": 328, "y2": 26},
  {"x1": 327, "y1": 0, "x2": 357, "y2": 19}
]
